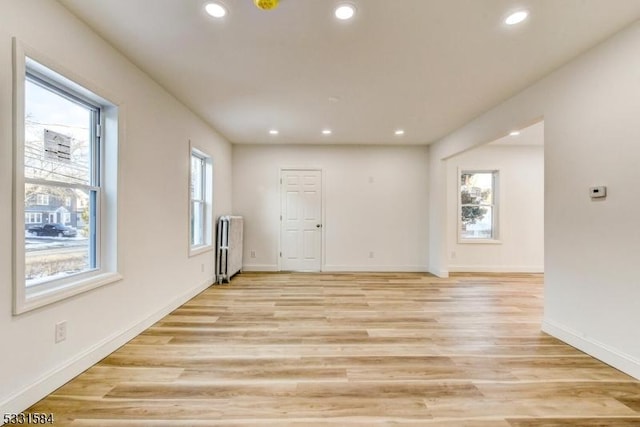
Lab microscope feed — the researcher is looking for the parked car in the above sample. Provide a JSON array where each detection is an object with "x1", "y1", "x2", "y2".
[{"x1": 28, "y1": 223, "x2": 77, "y2": 237}]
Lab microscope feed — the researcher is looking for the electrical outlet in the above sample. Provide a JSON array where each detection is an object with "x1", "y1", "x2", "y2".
[
  {"x1": 55, "y1": 321, "x2": 67, "y2": 343},
  {"x1": 250, "y1": 250, "x2": 256, "y2": 258},
  {"x1": 200, "y1": 263, "x2": 205, "y2": 273},
  {"x1": 451, "y1": 251, "x2": 457, "y2": 259},
  {"x1": 369, "y1": 251, "x2": 374, "y2": 259}
]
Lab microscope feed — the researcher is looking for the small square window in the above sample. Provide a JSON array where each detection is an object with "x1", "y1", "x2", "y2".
[{"x1": 36, "y1": 194, "x2": 49, "y2": 205}]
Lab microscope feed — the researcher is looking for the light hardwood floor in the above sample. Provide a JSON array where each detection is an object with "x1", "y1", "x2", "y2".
[{"x1": 28, "y1": 272, "x2": 640, "y2": 426}]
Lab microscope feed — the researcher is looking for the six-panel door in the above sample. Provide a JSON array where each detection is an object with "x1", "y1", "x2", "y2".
[{"x1": 280, "y1": 170, "x2": 322, "y2": 271}]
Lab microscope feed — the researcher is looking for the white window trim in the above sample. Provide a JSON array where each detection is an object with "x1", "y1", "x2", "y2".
[
  {"x1": 188, "y1": 143, "x2": 213, "y2": 257},
  {"x1": 12, "y1": 39, "x2": 122, "y2": 315},
  {"x1": 457, "y1": 168, "x2": 501, "y2": 244}
]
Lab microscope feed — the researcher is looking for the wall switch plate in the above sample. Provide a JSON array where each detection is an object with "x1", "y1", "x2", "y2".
[{"x1": 590, "y1": 186, "x2": 607, "y2": 199}]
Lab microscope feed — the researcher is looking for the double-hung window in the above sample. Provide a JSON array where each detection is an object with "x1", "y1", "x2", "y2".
[
  {"x1": 459, "y1": 170, "x2": 499, "y2": 241},
  {"x1": 14, "y1": 48, "x2": 120, "y2": 314},
  {"x1": 189, "y1": 148, "x2": 212, "y2": 254}
]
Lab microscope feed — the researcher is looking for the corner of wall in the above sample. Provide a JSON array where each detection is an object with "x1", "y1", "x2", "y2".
[
  {"x1": 428, "y1": 267, "x2": 449, "y2": 278},
  {"x1": 542, "y1": 318, "x2": 640, "y2": 381}
]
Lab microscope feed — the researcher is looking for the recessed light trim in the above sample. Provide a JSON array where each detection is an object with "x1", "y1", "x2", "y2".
[
  {"x1": 509, "y1": 130, "x2": 521, "y2": 136},
  {"x1": 395, "y1": 129, "x2": 405, "y2": 136},
  {"x1": 505, "y1": 10, "x2": 528, "y2": 25},
  {"x1": 322, "y1": 129, "x2": 332, "y2": 135},
  {"x1": 269, "y1": 129, "x2": 279, "y2": 135},
  {"x1": 205, "y1": 2, "x2": 227, "y2": 18},
  {"x1": 335, "y1": 3, "x2": 356, "y2": 20}
]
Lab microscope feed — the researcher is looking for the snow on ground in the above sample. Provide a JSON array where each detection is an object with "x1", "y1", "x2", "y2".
[{"x1": 25, "y1": 232, "x2": 88, "y2": 251}]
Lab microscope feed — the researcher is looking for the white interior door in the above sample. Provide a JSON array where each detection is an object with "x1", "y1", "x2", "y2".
[{"x1": 280, "y1": 169, "x2": 322, "y2": 271}]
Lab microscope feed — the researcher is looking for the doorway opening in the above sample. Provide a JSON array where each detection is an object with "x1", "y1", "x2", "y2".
[{"x1": 446, "y1": 120, "x2": 544, "y2": 274}]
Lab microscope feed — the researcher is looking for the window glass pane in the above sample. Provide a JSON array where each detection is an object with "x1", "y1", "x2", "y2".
[
  {"x1": 461, "y1": 206, "x2": 493, "y2": 239},
  {"x1": 191, "y1": 155, "x2": 203, "y2": 200},
  {"x1": 25, "y1": 183, "x2": 93, "y2": 287},
  {"x1": 191, "y1": 201, "x2": 204, "y2": 246},
  {"x1": 25, "y1": 79, "x2": 91, "y2": 185},
  {"x1": 461, "y1": 172, "x2": 493, "y2": 205}
]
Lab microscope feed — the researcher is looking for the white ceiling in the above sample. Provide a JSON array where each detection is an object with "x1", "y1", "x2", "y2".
[{"x1": 59, "y1": 0, "x2": 640, "y2": 145}]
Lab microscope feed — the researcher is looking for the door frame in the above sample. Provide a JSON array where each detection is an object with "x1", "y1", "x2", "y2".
[{"x1": 278, "y1": 167, "x2": 325, "y2": 272}]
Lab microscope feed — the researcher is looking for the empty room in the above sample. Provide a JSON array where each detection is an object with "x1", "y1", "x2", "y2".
[{"x1": 1, "y1": 0, "x2": 640, "y2": 425}]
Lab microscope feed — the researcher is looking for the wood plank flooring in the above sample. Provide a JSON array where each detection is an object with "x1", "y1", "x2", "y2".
[{"x1": 27, "y1": 272, "x2": 640, "y2": 426}]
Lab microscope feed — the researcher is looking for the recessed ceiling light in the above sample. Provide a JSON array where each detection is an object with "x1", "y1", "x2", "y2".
[
  {"x1": 505, "y1": 10, "x2": 528, "y2": 25},
  {"x1": 395, "y1": 129, "x2": 405, "y2": 136},
  {"x1": 205, "y1": 2, "x2": 227, "y2": 18},
  {"x1": 322, "y1": 129, "x2": 332, "y2": 135},
  {"x1": 509, "y1": 130, "x2": 521, "y2": 136},
  {"x1": 335, "y1": 4, "x2": 356, "y2": 20},
  {"x1": 269, "y1": 129, "x2": 279, "y2": 135}
]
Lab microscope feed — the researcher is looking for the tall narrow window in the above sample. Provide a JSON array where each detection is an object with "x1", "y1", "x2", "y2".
[
  {"x1": 14, "y1": 50, "x2": 120, "y2": 314},
  {"x1": 24, "y1": 69, "x2": 99, "y2": 286},
  {"x1": 459, "y1": 170, "x2": 499, "y2": 241},
  {"x1": 190, "y1": 148, "x2": 212, "y2": 253}
]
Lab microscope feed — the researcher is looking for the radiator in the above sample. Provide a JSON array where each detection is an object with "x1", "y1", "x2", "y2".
[{"x1": 216, "y1": 215, "x2": 243, "y2": 283}]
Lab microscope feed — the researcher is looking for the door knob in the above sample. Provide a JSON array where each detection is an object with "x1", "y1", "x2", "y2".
[{"x1": 316, "y1": 224, "x2": 322, "y2": 228}]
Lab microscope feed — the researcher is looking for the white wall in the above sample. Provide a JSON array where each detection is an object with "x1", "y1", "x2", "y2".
[
  {"x1": 446, "y1": 145, "x2": 544, "y2": 272},
  {"x1": 0, "y1": 0, "x2": 232, "y2": 412},
  {"x1": 233, "y1": 144, "x2": 430, "y2": 272},
  {"x1": 429, "y1": 21, "x2": 640, "y2": 378}
]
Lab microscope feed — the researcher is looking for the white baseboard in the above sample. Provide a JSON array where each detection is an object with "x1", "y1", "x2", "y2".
[
  {"x1": 542, "y1": 318, "x2": 640, "y2": 381},
  {"x1": 242, "y1": 265, "x2": 432, "y2": 274},
  {"x1": 323, "y1": 265, "x2": 429, "y2": 273},
  {"x1": 448, "y1": 265, "x2": 544, "y2": 273},
  {"x1": 241, "y1": 264, "x2": 279, "y2": 272},
  {"x1": 1, "y1": 276, "x2": 216, "y2": 414}
]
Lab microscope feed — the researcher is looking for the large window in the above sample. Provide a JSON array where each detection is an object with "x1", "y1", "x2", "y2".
[
  {"x1": 24, "y1": 70, "x2": 99, "y2": 288},
  {"x1": 189, "y1": 148, "x2": 212, "y2": 254},
  {"x1": 14, "y1": 48, "x2": 120, "y2": 314},
  {"x1": 459, "y1": 170, "x2": 499, "y2": 241}
]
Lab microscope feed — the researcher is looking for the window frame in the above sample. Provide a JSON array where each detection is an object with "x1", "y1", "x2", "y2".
[
  {"x1": 12, "y1": 39, "x2": 121, "y2": 315},
  {"x1": 457, "y1": 168, "x2": 501, "y2": 244},
  {"x1": 188, "y1": 145, "x2": 213, "y2": 256}
]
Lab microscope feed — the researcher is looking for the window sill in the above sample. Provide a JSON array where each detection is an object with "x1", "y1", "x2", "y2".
[
  {"x1": 189, "y1": 244, "x2": 214, "y2": 257},
  {"x1": 15, "y1": 272, "x2": 123, "y2": 315},
  {"x1": 458, "y1": 239, "x2": 502, "y2": 245}
]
